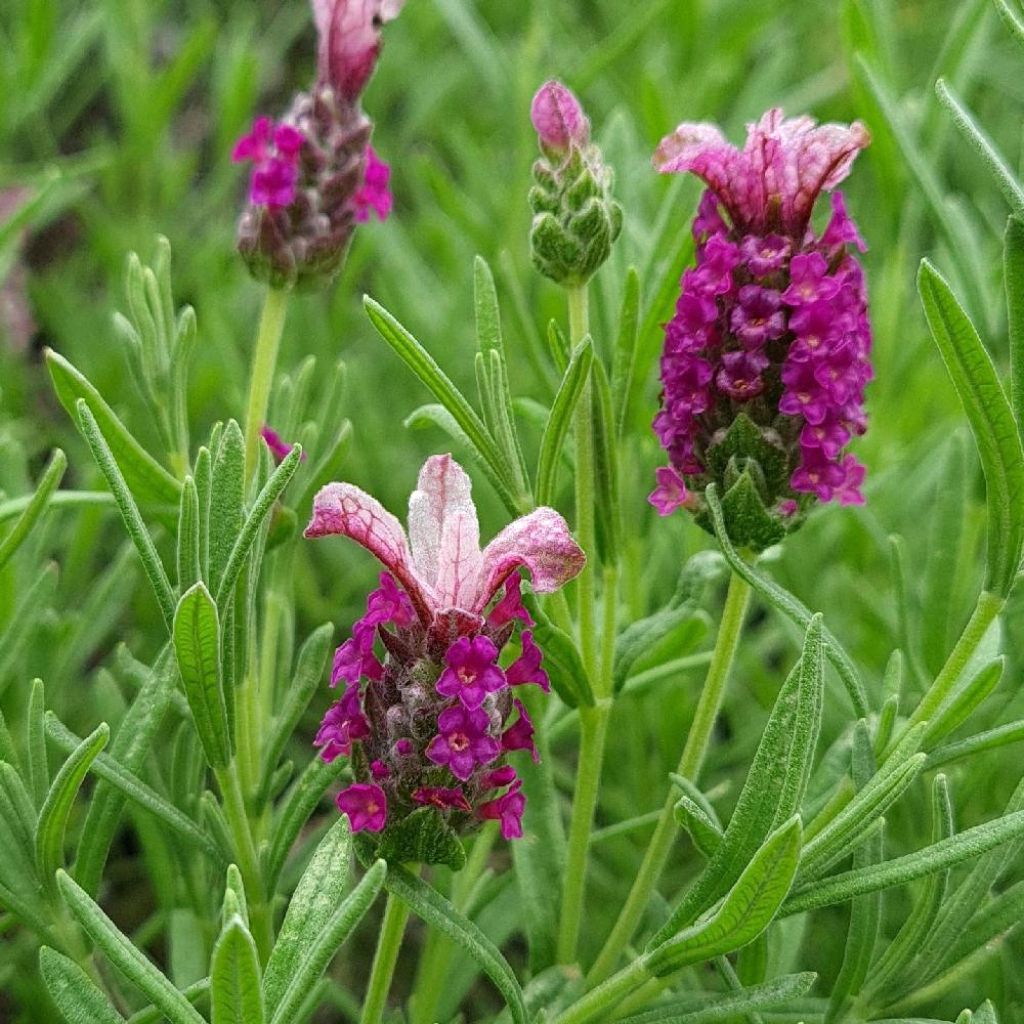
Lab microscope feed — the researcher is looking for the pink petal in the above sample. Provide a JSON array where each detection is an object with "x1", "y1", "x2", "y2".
[
  {"x1": 305, "y1": 482, "x2": 431, "y2": 622},
  {"x1": 312, "y1": 0, "x2": 404, "y2": 100},
  {"x1": 475, "y1": 507, "x2": 585, "y2": 613},
  {"x1": 408, "y1": 455, "x2": 482, "y2": 609},
  {"x1": 531, "y1": 80, "x2": 589, "y2": 151}
]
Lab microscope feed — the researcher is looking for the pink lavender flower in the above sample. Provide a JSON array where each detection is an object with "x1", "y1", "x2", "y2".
[
  {"x1": 479, "y1": 782, "x2": 526, "y2": 840},
  {"x1": 305, "y1": 455, "x2": 584, "y2": 858},
  {"x1": 234, "y1": 0, "x2": 403, "y2": 288},
  {"x1": 436, "y1": 635, "x2": 507, "y2": 709},
  {"x1": 426, "y1": 705, "x2": 501, "y2": 782},
  {"x1": 336, "y1": 782, "x2": 387, "y2": 832},
  {"x1": 650, "y1": 108, "x2": 872, "y2": 547}
]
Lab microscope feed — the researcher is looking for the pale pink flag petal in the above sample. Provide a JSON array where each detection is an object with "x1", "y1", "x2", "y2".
[
  {"x1": 312, "y1": 0, "x2": 400, "y2": 100},
  {"x1": 305, "y1": 482, "x2": 431, "y2": 620},
  {"x1": 475, "y1": 507, "x2": 586, "y2": 612},
  {"x1": 407, "y1": 455, "x2": 481, "y2": 588}
]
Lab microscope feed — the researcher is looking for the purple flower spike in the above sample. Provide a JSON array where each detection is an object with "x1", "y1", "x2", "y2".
[
  {"x1": 479, "y1": 783, "x2": 526, "y2": 840},
  {"x1": 531, "y1": 80, "x2": 590, "y2": 153},
  {"x1": 426, "y1": 705, "x2": 501, "y2": 782},
  {"x1": 648, "y1": 466, "x2": 689, "y2": 517},
  {"x1": 436, "y1": 635, "x2": 507, "y2": 709},
  {"x1": 336, "y1": 783, "x2": 387, "y2": 832},
  {"x1": 505, "y1": 631, "x2": 550, "y2": 692},
  {"x1": 501, "y1": 700, "x2": 538, "y2": 762}
]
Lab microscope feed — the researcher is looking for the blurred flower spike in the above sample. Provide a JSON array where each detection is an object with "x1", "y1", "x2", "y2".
[
  {"x1": 651, "y1": 108, "x2": 872, "y2": 550},
  {"x1": 528, "y1": 79, "x2": 622, "y2": 286},
  {"x1": 305, "y1": 455, "x2": 585, "y2": 863},
  {"x1": 234, "y1": 0, "x2": 404, "y2": 289}
]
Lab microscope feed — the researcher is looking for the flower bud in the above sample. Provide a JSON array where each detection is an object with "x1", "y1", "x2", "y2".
[{"x1": 528, "y1": 80, "x2": 622, "y2": 287}]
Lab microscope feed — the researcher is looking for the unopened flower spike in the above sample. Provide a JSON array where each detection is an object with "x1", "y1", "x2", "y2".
[
  {"x1": 650, "y1": 108, "x2": 872, "y2": 549},
  {"x1": 233, "y1": 0, "x2": 405, "y2": 289},
  {"x1": 528, "y1": 80, "x2": 622, "y2": 286},
  {"x1": 305, "y1": 454, "x2": 585, "y2": 865}
]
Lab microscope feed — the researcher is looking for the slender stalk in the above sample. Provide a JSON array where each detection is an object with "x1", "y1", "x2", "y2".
[
  {"x1": 588, "y1": 571, "x2": 751, "y2": 985},
  {"x1": 361, "y1": 888, "x2": 413, "y2": 1024},
  {"x1": 553, "y1": 955, "x2": 653, "y2": 1024},
  {"x1": 557, "y1": 280, "x2": 613, "y2": 965},
  {"x1": 216, "y1": 765, "x2": 272, "y2": 962},
  {"x1": 243, "y1": 286, "x2": 290, "y2": 484}
]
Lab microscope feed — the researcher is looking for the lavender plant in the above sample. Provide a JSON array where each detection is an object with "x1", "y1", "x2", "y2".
[{"x1": 2, "y1": 0, "x2": 1024, "y2": 1022}]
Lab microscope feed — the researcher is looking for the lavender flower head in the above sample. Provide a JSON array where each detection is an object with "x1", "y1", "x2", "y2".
[
  {"x1": 528, "y1": 80, "x2": 622, "y2": 286},
  {"x1": 233, "y1": 0, "x2": 403, "y2": 289},
  {"x1": 305, "y1": 454, "x2": 585, "y2": 866},
  {"x1": 650, "y1": 109, "x2": 872, "y2": 549}
]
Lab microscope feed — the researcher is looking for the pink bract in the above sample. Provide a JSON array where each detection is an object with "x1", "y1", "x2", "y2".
[
  {"x1": 530, "y1": 80, "x2": 590, "y2": 152},
  {"x1": 311, "y1": 0, "x2": 406, "y2": 100},
  {"x1": 305, "y1": 454, "x2": 585, "y2": 626}
]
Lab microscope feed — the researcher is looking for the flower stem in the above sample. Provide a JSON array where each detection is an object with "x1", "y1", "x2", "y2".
[
  {"x1": 243, "y1": 285, "x2": 290, "y2": 485},
  {"x1": 361, "y1": 887, "x2": 413, "y2": 1024},
  {"x1": 588, "y1": 570, "x2": 751, "y2": 985},
  {"x1": 553, "y1": 955, "x2": 653, "y2": 1024},
  {"x1": 216, "y1": 764, "x2": 272, "y2": 963},
  {"x1": 557, "y1": 280, "x2": 611, "y2": 966}
]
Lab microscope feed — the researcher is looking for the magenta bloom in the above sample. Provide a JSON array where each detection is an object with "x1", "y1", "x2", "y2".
[
  {"x1": 353, "y1": 145, "x2": 393, "y2": 222},
  {"x1": 531, "y1": 80, "x2": 590, "y2": 152},
  {"x1": 436, "y1": 635, "x2": 507, "y2": 709},
  {"x1": 479, "y1": 783, "x2": 526, "y2": 841},
  {"x1": 426, "y1": 706, "x2": 501, "y2": 782},
  {"x1": 306, "y1": 455, "x2": 584, "y2": 857},
  {"x1": 650, "y1": 109, "x2": 872, "y2": 544},
  {"x1": 260, "y1": 425, "x2": 307, "y2": 463},
  {"x1": 336, "y1": 782, "x2": 387, "y2": 832}
]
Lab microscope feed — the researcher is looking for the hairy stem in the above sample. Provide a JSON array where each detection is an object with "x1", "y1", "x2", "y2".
[
  {"x1": 361, "y1": 887, "x2": 413, "y2": 1024},
  {"x1": 243, "y1": 285, "x2": 290, "y2": 485},
  {"x1": 588, "y1": 570, "x2": 751, "y2": 985}
]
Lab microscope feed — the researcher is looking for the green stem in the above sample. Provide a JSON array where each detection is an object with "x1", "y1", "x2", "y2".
[
  {"x1": 216, "y1": 765, "x2": 272, "y2": 963},
  {"x1": 588, "y1": 571, "x2": 751, "y2": 985},
  {"x1": 557, "y1": 280, "x2": 608, "y2": 966},
  {"x1": 361, "y1": 887, "x2": 413, "y2": 1024},
  {"x1": 243, "y1": 286, "x2": 290, "y2": 485},
  {"x1": 0, "y1": 490, "x2": 114, "y2": 525},
  {"x1": 554, "y1": 955, "x2": 653, "y2": 1024}
]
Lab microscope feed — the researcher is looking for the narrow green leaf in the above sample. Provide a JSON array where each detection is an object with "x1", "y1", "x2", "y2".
[
  {"x1": 547, "y1": 318, "x2": 570, "y2": 375},
  {"x1": 75, "y1": 650, "x2": 176, "y2": 895},
  {"x1": 209, "y1": 422, "x2": 245, "y2": 590},
  {"x1": 36, "y1": 723, "x2": 109, "y2": 893},
  {"x1": 994, "y1": 0, "x2": 1024, "y2": 50},
  {"x1": 474, "y1": 254, "x2": 503, "y2": 359},
  {"x1": 646, "y1": 816, "x2": 803, "y2": 974},
  {"x1": 918, "y1": 259, "x2": 1024, "y2": 596},
  {"x1": 215, "y1": 444, "x2": 302, "y2": 607},
  {"x1": 265, "y1": 754, "x2": 349, "y2": 890},
  {"x1": 46, "y1": 713, "x2": 224, "y2": 864},
  {"x1": 783, "y1": 808, "x2": 1024, "y2": 915},
  {"x1": 535, "y1": 339, "x2": 593, "y2": 507},
  {"x1": 928, "y1": 718, "x2": 1024, "y2": 768},
  {"x1": 1004, "y1": 215, "x2": 1024, "y2": 443},
  {"x1": 615, "y1": 971, "x2": 817, "y2": 1023},
  {"x1": 222, "y1": 863, "x2": 249, "y2": 928},
  {"x1": 937, "y1": 79, "x2": 1024, "y2": 215},
  {"x1": 194, "y1": 445, "x2": 213, "y2": 580},
  {"x1": 126, "y1": 979, "x2": 210, "y2": 1024},
  {"x1": 269, "y1": 859, "x2": 387, "y2": 1024},
  {"x1": 384, "y1": 863, "x2": 528, "y2": 1024},
  {"x1": 173, "y1": 583, "x2": 231, "y2": 770},
  {"x1": 672, "y1": 775, "x2": 724, "y2": 859},
  {"x1": 521, "y1": 594, "x2": 594, "y2": 707},
  {"x1": 27, "y1": 676, "x2": 49, "y2": 807},
  {"x1": 177, "y1": 476, "x2": 201, "y2": 590},
  {"x1": 0, "y1": 448, "x2": 66, "y2": 571},
  {"x1": 57, "y1": 870, "x2": 207, "y2": 1024},
  {"x1": 0, "y1": 565, "x2": 58, "y2": 699},
  {"x1": 76, "y1": 400, "x2": 176, "y2": 628},
  {"x1": 924, "y1": 657, "x2": 1003, "y2": 748},
  {"x1": 591, "y1": 357, "x2": 620, "y2": 565},
  {"x1": 706, "y1": 484, "x2": 868, "y2": 715},
  {"x1": 39, "y1": 946, "x2": 126, "y2": 1024},
  {"x1": 258, "y1": 623, "x2": 333, "y2": 804},
  {"x1": 0, "y1": 762, "x2": 40, "y2": 887},
  {"x1": 264, "y1": 815, "x2": 353, "y2": 1016},
  {"x1": 45, "y1": 349, "x2": 181, "y2": 506},
  {"x1": 364, "y1": 296, "x2": 511, "y2": 491},
  {"x1": 611, "y1": 267, "x2": 641, "y2": 438},
  {"x1": 651, "y1": 620, "x2": 822, "y2": 945},
  {"x1": 211, "y1": 917, "x2": 265, "y2": 1024}
]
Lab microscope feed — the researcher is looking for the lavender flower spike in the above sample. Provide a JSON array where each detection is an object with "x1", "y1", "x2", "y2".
[
  {"x1": 305, "y1": 455, "x2": 584, "y2": 865},
  {"x1": 651, "y1": 108, "x2": 872, "y2": 549}
]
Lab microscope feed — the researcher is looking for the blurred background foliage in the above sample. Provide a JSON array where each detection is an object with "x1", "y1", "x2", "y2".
[{"x1": 2, "y1": 0, "x2": 1023, "y2": 1018}]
